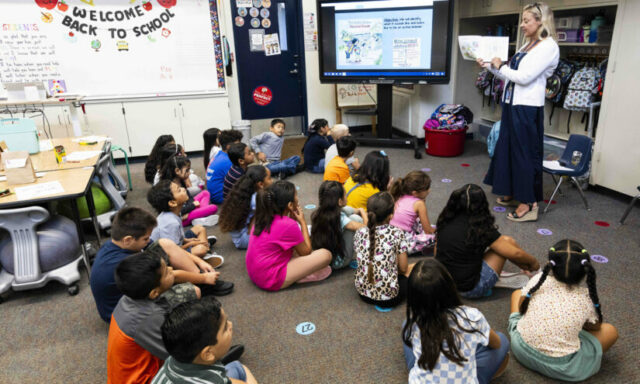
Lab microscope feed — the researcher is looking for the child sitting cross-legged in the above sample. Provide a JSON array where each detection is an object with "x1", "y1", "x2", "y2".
[
  {"x1": 207, "y1": 129, "x2": 244, "y2": 204},
  {"x1": 389, "y1": 170, "x2": 436, "y2": 255},
  {"x1": 323, "y1": 136, "x2": 357, "y2": 184},
  {"x1": 246, "y1": 180, "x2": 332, "y2": 291},
  {"x1": 302, "y1": 118, "x2": 333, "y2": 173},
  {"x1": 325, "y1": 124, "x2": 359, "y2": 175},
  {"x1": 403, "y1": 258, "x2": 510, "y2": 384},
  {"x1": 250, "y1": 118, "x2": 302, "y2": 180},
  {"x1": 161, "y1": 154, "x2": 219, "y2": 227},
  {"x1": 354, "y1": 191, "x2": 413, "y2": 308},
  {"x1": 223, "y1": 142, "x2": 255, "y2": 200},
  {"x1": 508, "y1": 239, "x2": 618, "y2": 382},
  {"x1": 219, "y1": 165, "x2": 273, "y2": 250},
  {"x1": 153, "y1": 297, "x2": 257, "y2": 384},
  {"x1": 145, "y1": 135, "x2": 175, "y2": 185},
  {"x1": 311, "y1": 180, "x2": 367, "y2": 270},
  {"x1": 90, "y1": 207, "x2": 226, "y2": 323},
  {"x1": 344, "y1": 150, "x2": 391, "y2": 210},
  {"x1": 147, "y1": 180, "x2": 235, "y2": 296}
]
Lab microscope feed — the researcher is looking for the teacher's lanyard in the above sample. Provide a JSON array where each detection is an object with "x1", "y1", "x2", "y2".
[{"x1": 504, "y1": 39, "x2": 541, "y2": 104}]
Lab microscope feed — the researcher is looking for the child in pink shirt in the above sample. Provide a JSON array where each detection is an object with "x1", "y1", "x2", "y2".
[
  {"x1": 246, "y1": 181, "x2": 332, "y2": 291},
  {"x1": 390, "y1": 170, "x2": 435, "y2": 254}
]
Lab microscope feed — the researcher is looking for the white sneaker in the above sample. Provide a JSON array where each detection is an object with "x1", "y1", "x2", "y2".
[
  {"x1": 494, "y1": 274, "x2": 530, "y2": 289},
  {"x1": 203, "y1": 253, "x2": 224, "y2": 268},
  {"x1": 192, "y1": 215, "x2": 219, "y2": 227}
]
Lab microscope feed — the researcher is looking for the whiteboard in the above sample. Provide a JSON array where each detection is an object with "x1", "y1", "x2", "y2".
[
  {"x1": 335, "y1": 84, "x2": 377, "y2": 108},
  {"x1": 0, "y1": 0, "x2": 224, "y2": 100}
]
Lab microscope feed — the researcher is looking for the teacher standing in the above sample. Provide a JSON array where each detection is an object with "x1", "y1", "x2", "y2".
[{"x1": 481, "y1": 2, "x2": 559, "y2": 222}]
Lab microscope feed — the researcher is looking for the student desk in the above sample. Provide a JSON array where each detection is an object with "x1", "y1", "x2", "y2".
[
  {"x1": 0, "y1": 137, "x2": 106, "y2": 175},
  {"x1": 0, "y1": 97, "x2": 85, "y2": 136},
  {"x1": 0, "y1": 168, "x2": 101, "y2": 275}
]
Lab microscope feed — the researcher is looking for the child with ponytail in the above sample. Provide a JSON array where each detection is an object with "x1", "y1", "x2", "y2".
[
  {"x1": 354, "y1": 192, "x2": 412, "y2": 308},
  {"x1": 245, "y1": 181, "x2": 332, "y2": 291},
  {"x1": 509, "y1": 239, "x2": 618, "y2": 382},
  {"x1": 160, "y1": 154, "x2": 218, "y2": 227},
  {"x1": 311, "y1": 180, "x2": 367, "y2": 269},
  {"x1": 302, "y1": 118, "x2": 333, "y2": 173},
  {"x1": 218, "y1": 165, "x2": 273, "y2": 249},
  {"x1": 390, "y1": 170, "x2": 436, "y2": 254}
]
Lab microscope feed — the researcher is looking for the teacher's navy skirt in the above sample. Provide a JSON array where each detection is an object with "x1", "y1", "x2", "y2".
[{"x1": 484, "y1": 104, "x2": 544, "y2": 203}]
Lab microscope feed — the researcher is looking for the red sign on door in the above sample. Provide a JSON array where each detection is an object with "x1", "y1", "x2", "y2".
[{"x1": 252, "y1": 86, "x2": 273, "y2": 106}]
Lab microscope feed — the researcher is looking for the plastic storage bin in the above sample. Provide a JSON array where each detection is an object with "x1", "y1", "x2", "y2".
[
  {"x1": 423, "y1": 126, "x2": 468, "y2": 157},
  {"x1": 231, "y1": 120, "x2": 252, "y2": 145},
  {"x1": 1, "y1": 118, "x2": 40, "y2": 154}
]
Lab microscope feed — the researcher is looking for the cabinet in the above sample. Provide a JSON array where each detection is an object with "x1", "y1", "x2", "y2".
[
  {"x1": 459, "y1": 0, "x2": 521, "y2": 19},
  {"x1": 82, "y1": 103, "x2": 130, "y2": 159},
  {"x1": 121, "y1": 100, "x2": 184, "y2": 157},
  {"x1": 178, "y1": 98, "x2": 231, "y2": 152}
]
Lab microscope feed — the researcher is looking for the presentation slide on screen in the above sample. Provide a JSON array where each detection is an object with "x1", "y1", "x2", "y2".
[{"x1": 334, "y1": 9, "x2": 433, "y2": 70}]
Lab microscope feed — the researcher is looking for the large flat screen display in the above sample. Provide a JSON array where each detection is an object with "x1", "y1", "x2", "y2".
[{"x1": 318, "y1": 0, "x2": 453, "y2": 84}]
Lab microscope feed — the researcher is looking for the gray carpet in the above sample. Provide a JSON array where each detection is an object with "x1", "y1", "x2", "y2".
[{"x1": 1, "y1": 140, "x2": 638, "y2": 384}]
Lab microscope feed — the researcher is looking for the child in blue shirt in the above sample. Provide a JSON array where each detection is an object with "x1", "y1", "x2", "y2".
[
  {"x1": 303, "y1": 118, "x2": 333, "y2": 173},
  {"x1": 206, "y1": 129, "x2": 243, "y2": 204},
  {"x1": 250, "y1": 118, "x2": 302, "y2": 179}
]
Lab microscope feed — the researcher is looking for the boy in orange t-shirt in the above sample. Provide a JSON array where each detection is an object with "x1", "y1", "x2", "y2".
[{"x1": 324, "y1": 136, "x2": 356, "y2": 184}]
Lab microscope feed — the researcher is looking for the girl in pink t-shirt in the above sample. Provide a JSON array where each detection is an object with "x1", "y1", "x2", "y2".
[
  {"x1": 246, "y1": 180, "x2": 332, "y2": 291},
  {"x1": 390, "y1": 170, "x2": 435, "y2": 254}
]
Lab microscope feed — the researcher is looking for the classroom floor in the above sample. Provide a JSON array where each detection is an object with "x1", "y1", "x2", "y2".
[{"x1": 1, "y1": 140, "x2": 638, "y2": 384}]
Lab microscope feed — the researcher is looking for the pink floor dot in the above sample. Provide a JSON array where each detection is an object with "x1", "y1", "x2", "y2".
[
  {"x1": 594, "y1": 221, "x2": 610, "y2": 227},
  {"x1": 544, "y1": 199, "x2": 557, "y2": 204},
  {"x1": 461, "y1": 163, "x2": 470, "y2": 167}
]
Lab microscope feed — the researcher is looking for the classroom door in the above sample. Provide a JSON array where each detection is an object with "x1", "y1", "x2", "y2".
[{"x1": 231, "y1": 0, "x2": 307, "y2": 124}]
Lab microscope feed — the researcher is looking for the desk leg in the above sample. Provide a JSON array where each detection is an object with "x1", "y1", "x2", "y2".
[
  {"x1": 71, "y1": 199, "x2": 92, "y2": 277},
  {"x1": 85, "y1": 185, "x2": 102, "y2": 247},
  {"x1": 69, "y1": 104, "x2": 84, "y2": 137}
]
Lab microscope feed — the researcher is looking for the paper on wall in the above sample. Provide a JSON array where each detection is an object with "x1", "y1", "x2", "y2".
[
  {"x1": 237, "y1": 0, "x2": 252, "y2": 7},
  {"x1": 15, "y1": 181, "x2": 64, "y2": 200},
  {"x1": 458, "y1": 36, "x2": 509, "y2": 62},
  {"x1": 249, "y1": 29, "x2": 265, "y2": 51},
  {"x1": 303, "y1": 12, "x2": 317, "y2": 51}
]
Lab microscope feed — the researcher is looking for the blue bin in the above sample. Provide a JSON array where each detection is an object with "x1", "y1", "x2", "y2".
[{"x1": 1, "y1": 118, "x2": 40, "y2": 154}]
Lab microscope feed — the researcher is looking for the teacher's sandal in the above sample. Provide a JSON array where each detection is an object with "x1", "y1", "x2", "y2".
[
  {"x1": 496, "y1": 197, "x2": 520, "y2": 207},
  {"x1": 507, "y1": 203, "x2": 538, "y2": 222}
]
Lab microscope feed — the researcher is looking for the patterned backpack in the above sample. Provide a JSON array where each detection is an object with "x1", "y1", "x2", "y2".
[
  {"x1": 491, "y1": 76, "x2": 505, "y2": 105},
  {"x1": 563, "y1": 66, "x2": 598, "y2": 112},
  {"x1": 546, "y1": 59, "x2": 577, "y2": 124},
  {"x1": 475, "y1": 69, "x2": 494, "y2": 107}
]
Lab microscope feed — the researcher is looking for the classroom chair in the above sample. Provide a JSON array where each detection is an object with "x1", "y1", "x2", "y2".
[
  {"x1": 543, "y1": 134, "x2": 592, "y2": 214},
  {"x1": 94, "y1": 153, "x2": 127, "y2": 231},
  {"x1": 620, "y1": 186, "x2": 639, "y2": 224},
  {"x1": 0, "y1": 206, "x2": 85, "y2": 300}
]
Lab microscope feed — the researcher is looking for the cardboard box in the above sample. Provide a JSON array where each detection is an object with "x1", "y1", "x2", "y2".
[{"x1": 2, "y1": 151, "x2": 36, "y2": 185}]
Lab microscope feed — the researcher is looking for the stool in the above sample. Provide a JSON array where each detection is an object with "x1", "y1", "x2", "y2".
[
  {"x1": 620, "y1": 186, "x2": 639, "y2": 224},
  {"x1": 110, "y1": 144, "x2": 132, "y2": 192}
]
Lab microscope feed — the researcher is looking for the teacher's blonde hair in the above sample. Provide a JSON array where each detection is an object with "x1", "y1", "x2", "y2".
[{"x1": 523, "y1": 2, "x2": 556, "y2": 43}]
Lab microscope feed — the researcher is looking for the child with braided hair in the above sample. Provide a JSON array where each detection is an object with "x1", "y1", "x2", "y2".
[
  {"x1": 508, "y1": 239, "x2": 618, "y2": 382},
  {"x1": 354, "y1": 192, "x2": 414, "y2": 308}
]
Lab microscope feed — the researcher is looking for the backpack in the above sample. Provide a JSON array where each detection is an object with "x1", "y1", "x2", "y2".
[
  {"x1": 491, "y1": 76, "x2": 505, "y2": 105},
  {"x1": 546, "y1": 59, "x2": 577, "y2": 124},
  {"x1": 428, "y1": 104, "x2": 474, "y2": 129},
  {"x1": 563, "y1": 66, "x2": 598, "y2": 112},
  {"x1": 487, "y1": 120, "x2": 501, "y2": 158},
  {"x1": 475, "y1": 69, "x2": 493, "y2": 107}
]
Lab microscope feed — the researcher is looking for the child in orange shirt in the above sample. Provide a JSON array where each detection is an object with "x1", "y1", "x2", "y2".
[{"x1": 324, "y1": 136, "x2": 356, "y2": 184}]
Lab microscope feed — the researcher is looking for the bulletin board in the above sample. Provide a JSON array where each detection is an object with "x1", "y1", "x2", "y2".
[
  {"x1": 335, "y1": 83, "x2": 377, "y2": 108},
  {"x1": 0, "y1": 0, "x2": 225, "y2": 100}
]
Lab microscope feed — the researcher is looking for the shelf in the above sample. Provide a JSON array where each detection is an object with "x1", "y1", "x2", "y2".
[{"x1": 558, "y1": 42, "x2": 611, "y2": 47}]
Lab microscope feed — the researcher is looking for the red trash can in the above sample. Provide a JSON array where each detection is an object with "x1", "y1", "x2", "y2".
[{"x1": 423, "y1": 126, "x2": 468, "y2": 157}]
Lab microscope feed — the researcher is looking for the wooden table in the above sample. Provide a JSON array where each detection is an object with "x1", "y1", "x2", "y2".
[
  {"x1": 0, "y1": 167, "x2": 101, "y2": 274},
  {"x1": 0, "y1": 137, "x2": 107, "y2": 175}
]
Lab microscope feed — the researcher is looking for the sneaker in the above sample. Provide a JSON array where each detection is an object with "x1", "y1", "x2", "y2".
[
  {"x1": 494, "y1": 274, "x2": 530, "y2": 289},
  {"x1": 297, "y1": 265, "x2": 332, "y2": 284},
  {"x1": 192, "y1": 215, "x2": 219, "y2": 227},
  {"x1": 203, "y1": 253, "x2": 224, "y2": 268},
  {"x1": 207, "y1": 235, "x2": 218, "y2": 248},
  {"x1": 220, "y1": 344, "x2": 245, "y2": 365},
  {"x1": 295, "y1": 163, "x2": 306, "y2": 173},
  {"x1": 279, "y1": 171, "x2": 288, "y2": 180},
  {"x1": 198, "y1": 280, "x2": 234, "y2": 296}
]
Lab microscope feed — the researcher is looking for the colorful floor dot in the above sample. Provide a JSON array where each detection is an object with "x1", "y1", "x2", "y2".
[
  {"x1": 493, "y1": 206, "x2": 506, "y2": 212},
  {"x1": 375, "y1": 306, "x2": 392, "y2": 312},
  {"x1": 461, "y1": 163, "x2": 470, "y2": 167},
  {"x1": 536, "y1": 228, "x2": 553, "y2": 236},
  {"x1": 349, "y1": 260, "x2": 358, "y2": 269},
  {"x1": 296, "y1": 186, "x2": 300, "y2": 191},
  {"x1": 590, "y1": 254, "x2": 609, "y2": 263},
  {"x1": 296, "y1": 322, "x2": 316, "y2": 335},
  {"x1": 594, "y1": 221, "x2": 610, "y2": 227},
  {"x1": 304, "y1": 204, "x2": 316, "y2": 210},
  {"x1": 543, "y1": 199, "x2": 557, "y2": 204},
  {"x1": 441, "y1": 178, "x2": 452, "y2": 183},
  {"x1": 421, "y1": 168, "x2": 431, "y2": 172}
]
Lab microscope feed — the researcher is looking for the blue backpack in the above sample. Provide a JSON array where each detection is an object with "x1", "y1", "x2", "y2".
[{"x1": 487, "y1": 121, "x2": 501, "y2": 158}]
